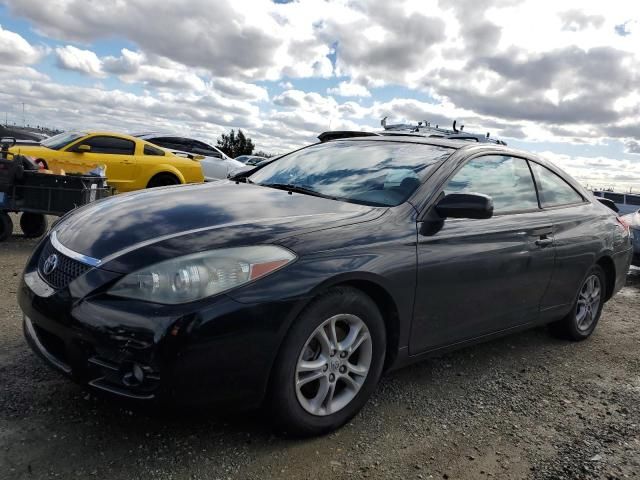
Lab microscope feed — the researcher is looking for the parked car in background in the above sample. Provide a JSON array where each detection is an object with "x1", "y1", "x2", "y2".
[
  {"x1": 19, "y1": 136, "x2": 632, "y2": 436},
  {"x1": 621, "y1": 209, "x2": 640, "y2": 267},
  {"x1": 228, "y1": 157, "x2": 273, "y2": 178},
  {"x1": 9, "y1": 131, "x2": 204, "y2": 192},
  {"x1": 134, "y1": 133, "x2": 244, "y2": 181},
  {"x1": 592, "y1": 190, "x2": 640, "y2": 215},
  {"x1": 235, "y1": 155, "x2": 268, "y2": 166}
]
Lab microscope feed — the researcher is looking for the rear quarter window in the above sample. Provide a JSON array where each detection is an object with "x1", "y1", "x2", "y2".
[
  {"x1": 530, "y1": 162, "x2": 584, "y2": 207},
  {"x1": 144, "y1": 144, "x2": 165, "y2": 156}
]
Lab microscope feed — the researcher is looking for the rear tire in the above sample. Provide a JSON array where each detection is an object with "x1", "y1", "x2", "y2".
[
  {"x1": 20, "y1": 212, "x2": 48, "y2": 238},
  {"x1": 268, "y1": 287, "x2": 386, "y2": 436},
  {"x1": 147, "y1": 173, "x2": 180, "y2": 188},
  {"x1": 549, "y1": 264, "x2": 606, "y2": 341},
  {"x1": 0, "y1": 212, "x2": 13, "y2": 241}
]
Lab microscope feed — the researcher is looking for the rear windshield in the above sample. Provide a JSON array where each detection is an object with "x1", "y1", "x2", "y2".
[
  {"x1": 249, "y1": 140, "x2": 454, "y2": 207},
  {"x1": 41, "y1": 132, "x2": 85, "y2": 150}
]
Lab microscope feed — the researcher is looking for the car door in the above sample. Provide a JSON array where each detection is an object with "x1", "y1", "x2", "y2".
[
  {"x1": 69, "y1": 136, "x2": 139, "y2": 191},
  {"x1": 410, "y1": 154, "x2": 556, "y2": 354},
  {"x1": 528, "y1": 161, "x2": 597, "y2": 320}
]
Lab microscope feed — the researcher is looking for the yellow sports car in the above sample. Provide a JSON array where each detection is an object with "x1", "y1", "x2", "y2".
[{"x1": 10, "y1": 131, "x2": 204, "y2": 192}]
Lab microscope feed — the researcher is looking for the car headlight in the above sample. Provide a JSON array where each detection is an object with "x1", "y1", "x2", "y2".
[{"x1": 109, "y1": 246, "x2": 296, "y2": 304}]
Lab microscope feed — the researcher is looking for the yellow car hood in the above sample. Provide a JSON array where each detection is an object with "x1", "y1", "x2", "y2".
[{"x1": 8, "y1": 145, "x2": 52, "y2": 157}]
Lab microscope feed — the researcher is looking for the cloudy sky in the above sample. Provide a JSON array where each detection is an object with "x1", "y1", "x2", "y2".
[{"x1": 0, "y1": 0, "x2": 639, "y2": 190}]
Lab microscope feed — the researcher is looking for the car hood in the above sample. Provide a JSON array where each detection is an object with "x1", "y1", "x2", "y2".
[
  {"x1": 8, "y1": 145, "x2": 50, "y2": 156},
  {"x1": 53, "y1": 181, "x2": 381, "y2": 272}
]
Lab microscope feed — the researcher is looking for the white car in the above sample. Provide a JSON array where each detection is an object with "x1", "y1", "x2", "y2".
[{"x1": 134, "y1": 133, "x2": 244, "y2": 181}]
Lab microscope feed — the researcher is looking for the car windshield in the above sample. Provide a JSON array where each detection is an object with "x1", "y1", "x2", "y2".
[
  {"x1": 41, "y1": 131, "x2": 86, "y2": 150},
  {"x1": 249, "y1": 140, "x2": 454, "y2": 207}
]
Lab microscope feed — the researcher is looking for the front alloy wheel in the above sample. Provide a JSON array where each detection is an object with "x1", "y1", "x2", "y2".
[
  {"x1": 269, "y1": 287, "x2": 386, "y2": 436},
  {"x1": 295, "y1": 314, "x2": 372, "y2": 416}
]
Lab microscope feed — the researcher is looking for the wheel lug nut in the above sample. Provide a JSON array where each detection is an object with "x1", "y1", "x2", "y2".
[
  {"x1": 339, "y1": 365, "x2": 346, "y2": 374},
  {"x1": 330, "y1": 349, "x2": 336, "y2": 357},
  {"x1": 323, "y1": 364, "x2": 328, "y2": 372},
  {"x1": 340, "y1": 351, "x2": 347, "y2": 358},
  {"x1": 329, "y1": 373, "x2": 335, "y2": 382}
]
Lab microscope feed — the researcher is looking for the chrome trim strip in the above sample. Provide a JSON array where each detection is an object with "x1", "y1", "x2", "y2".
[
  {"x1": 50, "y1": 231, "x2": 101, "y2": 267},
  {"x1": 24, "y1": 315, "x2": 72, "y2": 374}
]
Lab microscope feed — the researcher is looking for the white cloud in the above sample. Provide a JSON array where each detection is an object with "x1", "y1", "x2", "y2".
[
  {"x1": 0, "y1": 25, "x2": 45, "y2": 65},
  {"x1": 1, "y1": 0, "x2": 640, "y2": 185},
  {"x1": 538, "y1": 150, "x2": 640, "y2": 191},
  {"x1": 55, "y1": 45, "x2": 104, "y2": 77},
  {"x1": 327, "y1": 81, "x2": 371, "y2": 97}
]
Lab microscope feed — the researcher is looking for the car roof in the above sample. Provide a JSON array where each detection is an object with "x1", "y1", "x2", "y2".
[
  {"x1": 80, "y1": 131, "x2": 143, "y2": 142},
  {"x1": 321, "y1": 135, "x2": 589, "y2": 198},
  {"x1": 322, "y1": 134, "x2": 501, "y2": 151},
  {"x1": 320, "y1": 135, "x2": 551, "y2": 170}
]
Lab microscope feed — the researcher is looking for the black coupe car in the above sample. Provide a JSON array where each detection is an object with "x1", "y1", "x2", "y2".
[{"x1": 19, "y1": 136, "x2": 633, "y2": 435}]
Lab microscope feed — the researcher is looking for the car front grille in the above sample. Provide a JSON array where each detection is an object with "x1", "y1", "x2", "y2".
[{"x1": 38, "y1": 239, "x2": 91, "y2": 289}]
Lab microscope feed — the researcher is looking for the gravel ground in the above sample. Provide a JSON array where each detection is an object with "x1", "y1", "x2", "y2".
[{"x1": 1, "y1": 216, "x2": 639, "y2": 480}]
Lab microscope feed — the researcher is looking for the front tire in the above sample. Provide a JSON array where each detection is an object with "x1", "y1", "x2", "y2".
[
  {"x1": 0, "y1": 212, "x2": 13, "y2": 241},
  {"x1": 269, "y1": 287, "x2": 386, "y2": 436},
  {"x1": 20, "y1": 212, "x2": 48, "y2": 238},
  {"x1": 550, "y1": 264, "x2": 606, "y2": 341}
]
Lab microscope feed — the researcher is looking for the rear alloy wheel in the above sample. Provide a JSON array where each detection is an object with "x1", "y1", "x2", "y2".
[
  {"x1": 0, "y1": 212, "x2": 13, "y2": 242},
  {"x1": 550, "y1": 264, "x2": 606, "y2": 340},
  {"x1": 269, "y1": 287, "x2": 386, "y2": 436},
  {"x1": 147, "y1": 173, "x2": 180, "y2": 188},
  {"x1": 20, "y1": 212, "x2": 48, "y2": 238}
]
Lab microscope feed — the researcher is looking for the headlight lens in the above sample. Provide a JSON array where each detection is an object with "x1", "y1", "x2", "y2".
[{"x1": 109, "y1": 246, "x2": 296, "y2": 304}]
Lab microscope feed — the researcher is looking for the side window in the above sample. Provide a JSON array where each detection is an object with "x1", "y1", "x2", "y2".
[
  {"x1": 626, "y1": 195, "x2": 640, "y2": 206},
  {"x1": 603, "y1": 192, "x2": 625, "y2": 203},
  {"x1": 530, "y1": 162, "x2": 584, "y2": 207},
  {"x1": 192, "y1": 140, "x2": 222, "y2": 157},
  {"x1": 81, "y1": 136, "x2": 135, "y2": 155},
  {"x1": 445, "y1": 155, "x2": 539, "y2": 214},
  {"x1": 149, "y1": 137, "x2": 186, "y2": 152},
  {"x1": 143, "y1": 144, "x2": 165, "y2": 156}
]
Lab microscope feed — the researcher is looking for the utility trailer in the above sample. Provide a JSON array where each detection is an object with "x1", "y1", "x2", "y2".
[{"x1": 0, "y1": 137, "x2": 113, "y2": 241}]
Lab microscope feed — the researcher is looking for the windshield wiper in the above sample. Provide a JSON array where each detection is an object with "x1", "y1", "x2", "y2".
[{"x1": 260, "y1": 183, "x2": 338, "y2": 200}]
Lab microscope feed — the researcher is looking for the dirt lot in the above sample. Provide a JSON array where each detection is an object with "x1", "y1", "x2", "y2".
[{"x1": 1, "y1": 219, "x2": 639, "y2": 480}]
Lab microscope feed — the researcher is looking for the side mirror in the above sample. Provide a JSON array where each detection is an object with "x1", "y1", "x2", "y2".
[
  {"x1": 435, "y1": 193, "x2": 494, "y2": 219},
  {"x1": 76, "y1": 144, "x2": 91, "y2": 153}
]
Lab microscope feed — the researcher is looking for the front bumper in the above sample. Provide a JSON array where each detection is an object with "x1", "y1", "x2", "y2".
[{"x1": 19, "y1": 263, "x2": 298, "y2": 409}]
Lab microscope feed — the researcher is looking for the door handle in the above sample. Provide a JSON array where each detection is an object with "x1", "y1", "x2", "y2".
[{"x1": 535, "y1": 237, "x2": 553, "y2": 247}]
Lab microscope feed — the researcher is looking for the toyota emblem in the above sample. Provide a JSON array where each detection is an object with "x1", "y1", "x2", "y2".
[{"x1": 43, "y1": 254, "x2": 59, "y2": 275}]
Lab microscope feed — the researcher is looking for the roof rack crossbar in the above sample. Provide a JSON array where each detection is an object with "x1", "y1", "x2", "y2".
[{"x1": 379, "y1": 118, "x2": 507, "y2": 145}]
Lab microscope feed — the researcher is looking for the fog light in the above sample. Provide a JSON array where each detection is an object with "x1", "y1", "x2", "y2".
[
  {"x1": 132, "y1": 363, "x2": 145, "y2": 383},
  {"x1": 122, "y1": 363, "x2": 146, "y2": 387}
]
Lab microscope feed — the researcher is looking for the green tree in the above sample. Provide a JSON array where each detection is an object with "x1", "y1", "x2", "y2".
[{"x1": 216, "y1": 129, "x2": 255, "y2": 158}]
